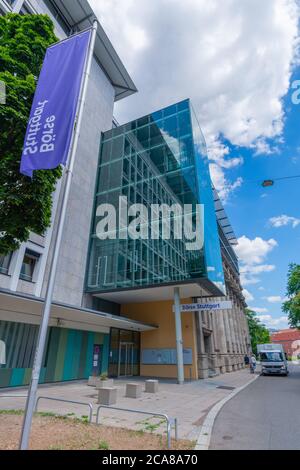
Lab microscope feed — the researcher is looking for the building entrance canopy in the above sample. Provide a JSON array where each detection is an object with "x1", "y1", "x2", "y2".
[{"x1": 0, "y1": 290, "x2": 156, "y2": 334}]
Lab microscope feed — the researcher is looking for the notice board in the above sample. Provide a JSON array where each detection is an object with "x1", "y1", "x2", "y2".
[{"x1": 141, "y1": 348, "x2": 193, "y2": 365}]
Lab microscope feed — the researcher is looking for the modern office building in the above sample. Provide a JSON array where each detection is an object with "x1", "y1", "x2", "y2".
[
  {"x1": 0, "y1": 0, "x2": 250, "y2": 388},
  {"x1": 85, "y1": 99, "x2": 250, "y2": 380}
]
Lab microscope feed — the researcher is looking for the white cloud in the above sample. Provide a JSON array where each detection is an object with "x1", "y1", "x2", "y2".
[
  {"x1": 235, "y1": 236, "x2": 278, "y2": 265},
  {"x1": 209, "y1": 163, "x2": 243, "y2": 202},
  {"x1": 91, "y1": 0, "x2": 300, "y2": 201},
  {"x1": 269, "y1": 215, "x2": 300, "y2": 228},
  {"x1": 257, "y1": 314, "x2": 289, "y2": 329},
  {"x1": 263, "y1": 296, "x2": 283, "y2": 303},
  {"x1": 235, "y1": 236, "x2": 277, "y2": 286},
  {"x1": 240, "y1": 265, "x2": 276, "y2": 286},
  {"x1": 243, "y1": 288, "x2": 254, "y2": 302},
  {"x1": 240, "y1": 275, "x2": 261, "y2": 286},
  {"x1": 252, "y1": 307, "x2": 269, "y2": 313},
  {"x1": 252, "y1": 138, "x2": 281, "y2": 156},
  {"x1": 241, "y1": 264, "x2": 276, "y2": 274}
]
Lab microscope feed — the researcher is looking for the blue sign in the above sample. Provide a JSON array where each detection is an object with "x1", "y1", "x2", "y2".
[{"x1": 20, "y1": 30, "x2": 91, "y2": 178}]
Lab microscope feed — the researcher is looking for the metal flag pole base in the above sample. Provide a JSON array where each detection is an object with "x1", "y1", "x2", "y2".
[{"x1": 19, "y1": 20, "x2": 98, "y2": 451}]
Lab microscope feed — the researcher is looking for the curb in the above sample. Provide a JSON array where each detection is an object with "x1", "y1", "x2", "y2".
[{"x1": 195, "y1": 374, "x2": 259, "y2": 450}]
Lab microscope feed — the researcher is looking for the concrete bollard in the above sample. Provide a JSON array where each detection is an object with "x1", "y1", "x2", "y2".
[
  {"x1": 126, "y1": 383, "x2": 142, "y2": 399},
  {"x1": 97, "y1": 387, "x2": 117, "y2": 406},
  {"x1": 145, "y1": 380, "x2": 159, "y2": 394}
]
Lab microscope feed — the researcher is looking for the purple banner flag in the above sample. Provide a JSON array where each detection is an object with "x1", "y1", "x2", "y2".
[{"x1": 20, "y1": 30, "x2": 91, "y2": 178}]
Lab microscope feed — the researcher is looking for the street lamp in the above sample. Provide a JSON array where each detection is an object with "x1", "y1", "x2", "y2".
[{"x1": 262, "y1": 180, "x2": 274, "y2": 188}]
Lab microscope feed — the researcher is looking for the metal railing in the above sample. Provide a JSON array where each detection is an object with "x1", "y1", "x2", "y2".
[
  {"x1": 96, "y1": 405, "x2": 178, "y2": 449},
  {"x1": 35, "y1": 396, "x2": 94, "y2": 423},
  {"x1": 1, "y1": 394, "x2": 178, "y2": 447},
  {"x1": 0, "y1": 395, "x2": 28, "y2": 398}
]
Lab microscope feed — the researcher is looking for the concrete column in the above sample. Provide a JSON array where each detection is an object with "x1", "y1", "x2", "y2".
[
  {"x1": 222, "y1": 307, "x2": 233, "y2": 372},
  {"x1": 208, "y1": 311, "x2": 218, "y2": 374},
  {"x1": 228, "y1": 299, "x2": 238, "y2": 370},
  {"x1": 195, "y1": 311, "x2": 209, "y2": 379},
  {"x1": 234, "y1": 301, "x2": 240, "y2": 354},
  {"x1": 233, "y1": 301, "x2": 243, "y2": 368},
  {"x1": 196, "y1": 311, "x2": 205, "y2": 355},
  {"x1": 174, "y1": 287, "x2": 184, "y2": 384},
  {"x1": 237, "y1": 303, "x2": 245, "y2": 359},
  {"x1": 217, "y1": 310, "x2": 228, "y2": 373}
]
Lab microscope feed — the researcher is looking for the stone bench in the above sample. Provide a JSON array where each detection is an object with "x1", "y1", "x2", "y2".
[
  {"x1": 97, "y1": 387, "x2": 117, "y2": 406},
  {"x1": 125, "y1": 383, "x2": 142, "y2": 399},
  {"x1": 145, "y1": 379, "x2": 159, "y2": 394}
]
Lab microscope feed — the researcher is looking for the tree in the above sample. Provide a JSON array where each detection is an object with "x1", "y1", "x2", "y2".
[
  {"x1": 282, "y1": 264, "x2": 300, "y2": 329},
  {"x1": 0, "y1": 13, "x2": 62, "y2": 255},
  {"x1": 245, "y1": 309, "x2": 270, "y2": 355}
]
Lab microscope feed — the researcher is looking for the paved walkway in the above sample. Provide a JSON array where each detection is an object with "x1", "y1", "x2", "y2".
[
  {"x1": 210, "y1": 364, "x2": 300, "y2": 450},
  {"x1": 0, "y1": 369, "x2": 254, "y2": 441}
]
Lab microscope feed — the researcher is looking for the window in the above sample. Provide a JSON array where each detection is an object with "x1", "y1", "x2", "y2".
[
  {"x1": 20, "y1": 250, "x2": 40, "y2": 282},
  {"x1": 260, "y1": 352, "x2": 284, "y2": 362},
  {"x1": 42, "y1": 0, "x2": 71, "y2": 34},
  {"x1": 0, "y1": 253, "x2": 12, "y2": 275}
]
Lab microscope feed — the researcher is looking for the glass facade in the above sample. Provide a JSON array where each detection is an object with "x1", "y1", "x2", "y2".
[{"x1": 86, "y1": 99, "x2": 225, "y2": 294}]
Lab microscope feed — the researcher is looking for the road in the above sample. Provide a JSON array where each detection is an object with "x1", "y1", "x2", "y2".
[{"x1": 210, "y1": 364, "x2": 300, "y2": 450}]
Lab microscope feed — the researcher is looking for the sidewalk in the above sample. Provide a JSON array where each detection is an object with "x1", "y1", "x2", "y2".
[{"x1": 0, "y1": 369, "x2": 255, "y2": 441}]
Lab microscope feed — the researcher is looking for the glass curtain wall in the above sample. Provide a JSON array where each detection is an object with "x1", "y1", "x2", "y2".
[{"x1": 86, "y1": 99, "x2": 225, "y2": 293}]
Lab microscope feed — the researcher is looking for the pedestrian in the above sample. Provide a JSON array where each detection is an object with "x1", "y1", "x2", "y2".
[
  {"x1": 244, "y1": 354, "x2": 249, "y2": 367},
  {"x1": 250, "y1": 354, "x2": 257, "y2": 374}
]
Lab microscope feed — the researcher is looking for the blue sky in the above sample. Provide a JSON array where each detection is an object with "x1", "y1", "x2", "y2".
[
  {"x1": 224, "y1": 68, "x2": 300, "y2": 329},
  {"x1": 91, "y1": 0, "x2": 300, "y2": 329}
]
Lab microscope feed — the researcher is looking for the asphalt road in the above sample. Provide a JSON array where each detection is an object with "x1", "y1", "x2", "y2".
[{"x1": 210, "y1": 364, "x2": 300, "y2": 450}]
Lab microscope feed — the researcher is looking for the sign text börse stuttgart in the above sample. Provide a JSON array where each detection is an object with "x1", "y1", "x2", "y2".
[{"x1": 177, "y1": 301, "x2": 232, "y2": 312}]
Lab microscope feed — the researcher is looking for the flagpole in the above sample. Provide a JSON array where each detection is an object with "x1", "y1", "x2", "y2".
[{"x1": 19, "y1": 19, "x2": 98, "y2": 451}]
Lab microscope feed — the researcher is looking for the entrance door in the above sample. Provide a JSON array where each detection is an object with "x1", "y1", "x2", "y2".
[{"x1": 118, "y1": 342, "x2": 134, "y2": 377}]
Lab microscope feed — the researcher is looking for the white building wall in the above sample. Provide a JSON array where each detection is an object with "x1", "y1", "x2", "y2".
[
  {"x1": 42, "y1": 58, "x2": 115, "y2": 306},
  {"x1": 0, "y1": 0, "x2": 116, "y2": 309}
]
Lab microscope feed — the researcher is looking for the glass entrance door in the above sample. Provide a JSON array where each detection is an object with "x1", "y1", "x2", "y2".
[{"x1": 118, "y1": 342, "x2": 134, "y2": 377}]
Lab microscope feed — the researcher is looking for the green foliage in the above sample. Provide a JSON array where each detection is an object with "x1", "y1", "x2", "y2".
[
  {"x1": 0, "y1": 13, "x2": 62, "y2": 255},
  {"x1": 282, "y1": 264, "x2": 300, "y2": 329},
  {"x1": 245, "y1": 309, "x2": 270, "y2": 355},
  {"x1": 98, "y1": 440, "x2": 110, "y2": 450},
  {"x1": 0, "y1": 409, "x2": 24, "y2": 415}
]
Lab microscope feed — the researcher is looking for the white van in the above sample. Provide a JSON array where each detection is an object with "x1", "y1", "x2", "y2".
[{"x1": 257, "y1": 344, "x2": 289, "y2": 376}]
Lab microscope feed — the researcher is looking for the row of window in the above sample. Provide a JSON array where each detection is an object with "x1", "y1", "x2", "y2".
[{"x1": 0, "y1": 249, "x2": 40, "y2": 283}]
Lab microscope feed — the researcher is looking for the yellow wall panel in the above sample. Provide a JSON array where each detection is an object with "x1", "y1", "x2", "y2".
[{"x1": 121, "y1": 299, "x2": 198, "y2": 380}]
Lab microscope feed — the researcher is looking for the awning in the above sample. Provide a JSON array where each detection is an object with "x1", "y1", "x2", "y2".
[{"x1": 0, "y1": 290, "x2": 157, "y2": 334}]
